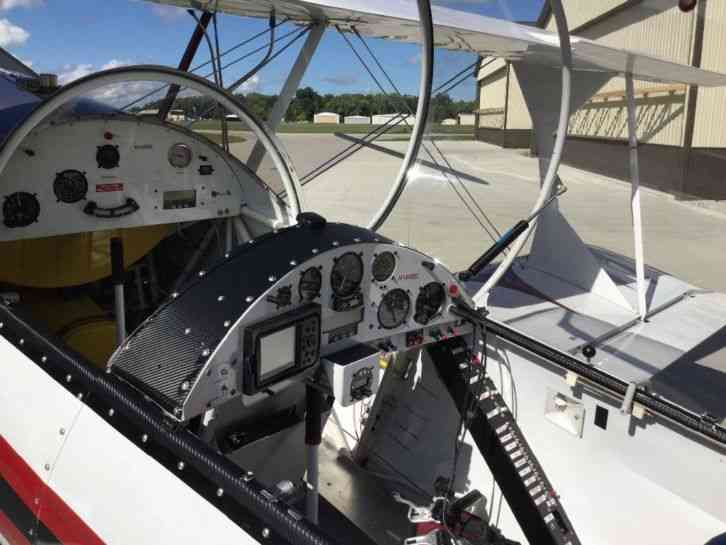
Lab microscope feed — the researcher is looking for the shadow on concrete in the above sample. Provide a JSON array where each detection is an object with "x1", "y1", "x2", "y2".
[{"x1": 334, "y1": 133, "x2": 491, "y2": 187}]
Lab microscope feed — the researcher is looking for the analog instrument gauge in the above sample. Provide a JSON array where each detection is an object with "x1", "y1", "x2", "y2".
[
  {"x1": 378, "y1": 288, "x2": 411, "y2": 329},
  {"x1": 168, "y1": 143, "x2": 193, "y2": 169},
  {"x1": 3, "y1": 191, "x2": 40, "y2": 228},
  {"x1": 96, "y1": 144, "x2": 120, "y2": 169},
  {"x1": 372, "y1": 251, "x2": 396, "y2": 282},
  {"x1": 53, "y1": 170, "x2": 88, "y2": 203},
  {"x1": 331, "y1": 252, "x2": 363, "y2": 297},
  {"x1": 299, "y1": 267, "x2": 322, "y2": 301},
  {"x1": 414, "y1": 282, "x2": 446, "y2": 325}
]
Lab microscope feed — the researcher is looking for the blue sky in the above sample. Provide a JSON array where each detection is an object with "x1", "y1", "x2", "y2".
[{"x1": 3, "y1": 0, "x2": 543, "y2": 103}]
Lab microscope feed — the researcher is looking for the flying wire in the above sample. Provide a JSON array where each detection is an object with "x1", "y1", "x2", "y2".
[{"x1": 337, "y1": 27, "x2": 500, "y2": 243}]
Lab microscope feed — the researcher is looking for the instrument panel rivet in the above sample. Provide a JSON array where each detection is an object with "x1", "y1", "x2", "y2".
[
  {"x1": 332, "y1": 241, "x2": 339, "y2": 247},
  {"x1": 245, "y1": 296, "x2": 254, "y2": 303},
  {"x1": 224, "y1": 321, "x2": 231, "y2": 328},
  {"x1": 41, "y1": 356, "x2": 47, "y2": 363},
  {"x1": 59, "y1": 428, "x2": 65, "y2": 435},
  {"x1": 108, "y1": 409, "x2": 114, "y2": 417},
  {"x1": 268, "y1": 275, "x2": 276, "y2": 282},
  {"x1": 44, "y1": 463, "x2": 50, "y2": 471},
  {"x1": 66, "y1": 374, "x2": 72, "y2": 383},
  {"x1": 172, "y1": 292, "x2": 179, "y2": 299},
  {"x1": 77, "y1": 393, "x2": 83, "y2": 400},
  {"x1": 216, "y1": 488, "x2": 224, "y2": 497},
  {"x1": 262, "y1": 528, "x2": 270, "y2": 539},
  {"x1": 0, "y1": 322, "x2": 3, "y2": 328},
  {"x1": 217, "y1": 295, "x2": 225, "y2": 302},
  {"x1": 311, "y1": 248, "x2": 318, "y2": 254},
  {"x1": 202, "y1": 348, "x2": 210, "y2": 357},
  {"x1": 142, "y1": 434, "x2": 149, "y2": 443},
  {"x1": 184, "y1": 328, "x2": 191, "y2": 335},
  {"x1": 19, "y1": 338, "x2": 24, "y2": 345},
  {"x1": 177, "y1": 461, "x2": 185, "y2": 471},
  {"x1": 180, "y1": 381, "x2": 191, "y2": 392},
  {"x1": 289, "y1": 260, "x2": 297, "y2": 267},
  {"x1": 198, "y1": 270, "x2": 206, "y2": 277}
]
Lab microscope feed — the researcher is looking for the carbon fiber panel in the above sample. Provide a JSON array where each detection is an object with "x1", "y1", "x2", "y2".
[{"x1": 110, "y1": 221, "x2": 387, "y2": 413}]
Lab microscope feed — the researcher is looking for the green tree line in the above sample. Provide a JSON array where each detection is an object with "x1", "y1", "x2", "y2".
[{"x1": 134, "y1": 87, "x2": 476, "y2": 123}]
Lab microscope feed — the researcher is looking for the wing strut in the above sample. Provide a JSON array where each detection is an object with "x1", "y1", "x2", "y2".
[
  {"x1": 626, "y1": 72, "x2": 648, "y2": 320},
  {"x1": 158, "y1": 10, "x2": 213, "y2": 120}
]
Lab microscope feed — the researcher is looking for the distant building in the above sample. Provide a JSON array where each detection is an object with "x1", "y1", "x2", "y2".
[
  {"x1": 441, "y1": 118, "x2": 458, "y2": 126},
  {"x1": 344, "y1": 115, "x2": 371, "y2": 124},
  {"x1": 314, "y1": 112, "x2": 340, "y2": 124},
  {"x1": 137, "y1": 108, "x2": 186, "y2": 122},
  {"x1": 371, "y1": 113, "x2": 415, "y2": 126},
  {"x1": 168, "y1": 109, "x2": 186, "y2": 122},
  {"x1": 457, "y1": 113, "x2": 475, "y2": 126}
]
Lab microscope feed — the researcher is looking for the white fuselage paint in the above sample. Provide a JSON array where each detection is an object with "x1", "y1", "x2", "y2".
[{"x1": 0, "y1": 335, "x2": 258, "y2": 545}]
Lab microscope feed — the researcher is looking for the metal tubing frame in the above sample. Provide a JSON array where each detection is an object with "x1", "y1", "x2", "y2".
[
  {"x1": 247, "y1": 23, "x2": 325, "y2": 173},
  {"x1": 626, "y1": 72, "x2": 648, "y2": 320},
  {"x1": 480, "y1": 0, "x2": 573, "y2": 297},
  {"x1": 367, "y1": 0, "x2": 434, "y2": 231}
]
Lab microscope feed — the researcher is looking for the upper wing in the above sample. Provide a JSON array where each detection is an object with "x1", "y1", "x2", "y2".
[{"x1": 147, "y1": 0, "x2": 726, "y2": 87}]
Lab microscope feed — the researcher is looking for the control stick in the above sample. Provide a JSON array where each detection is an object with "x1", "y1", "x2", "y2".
[{"x1": 305, "y1": 382, "x2": 323, "y2": 524}]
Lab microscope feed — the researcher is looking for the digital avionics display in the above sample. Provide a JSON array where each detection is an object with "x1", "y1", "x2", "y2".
[{"x1": 258, "y1": 326, "x2": 296, "y2": 382}]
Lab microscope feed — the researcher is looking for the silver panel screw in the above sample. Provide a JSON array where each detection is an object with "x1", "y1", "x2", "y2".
[
  {"x1": 262, "y1": 528, "x2": 270, "y2": 539},
  {"x1": 216, "y1": 488, "x2": 224, "y2": 497},
  {"x1": 289, "y1": 260, "x2": 297, "y2": 266},
  {"x1": 245, "y1": 296, "x2": 254, "y2": 303},
  {"x1": 108, "y1": 409, "x2": 114, "y2": 417},
  {"x1": 141, "y1": 434, "x2": 149, "y2": 443},
  {"x1": 184, "y1": 328, "x2": 191, "y2": 335},
  {"x1": 177, "y1": 461, "x2": 185, "y2": 470},
  {"x1": 223, "y1": 321, "x2": 231, "y2": 328},
  {"x1": 217, "y1": 295, "x2": 225, "y2": 302}
]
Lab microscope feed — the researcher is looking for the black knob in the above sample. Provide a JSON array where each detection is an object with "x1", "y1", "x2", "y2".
[{"x1": 582, "y1": 345, "x2": 596, "y2": 361}]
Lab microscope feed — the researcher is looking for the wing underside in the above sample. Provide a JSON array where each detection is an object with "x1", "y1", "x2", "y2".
[{"x1": 146, "y1": 0, "x2": 726, "y2": 87}]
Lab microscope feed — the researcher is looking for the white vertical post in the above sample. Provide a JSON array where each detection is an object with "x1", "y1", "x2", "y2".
[
  {"x1": 626, "y1": 73, "x2": 647, "y2": 320},
  {"x1": 246, "y1": 24, "x2": 325, "y2": 172}
]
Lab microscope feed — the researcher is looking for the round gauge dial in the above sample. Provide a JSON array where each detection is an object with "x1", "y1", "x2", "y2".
[
  {"x1": 3, "y1": 191, "x2": 40, "y2": 228},
  {"x1": 372, "y1": 251, "x2": 396, "y2": 282},
  {"x1": 168, "y1": 143, "x2": 193, "y2": 169},
  {"x1": 96, "y1": 144, "x2": 120, "y2": 169},
  {"x1": 414, "y1": 282, "x2": 446, "y2": 325},
  {"x1": 330, "y1": 252, "x2": 363, "y2": 297},
  {"x1": 299, "y1": 267, "x2": 322, "y2": 301},
  {"x1": 378, "y1": 288, "x2": 411, "y2": 329},
  {"x1": 53, "y1": 170, "x2": 88, "y2": 203}
]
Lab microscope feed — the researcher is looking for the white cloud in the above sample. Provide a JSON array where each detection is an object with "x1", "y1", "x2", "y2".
[
  {"x1": 101, "y1": 59, "x2": 131, "y2": 71},
  {"x1": 237, "y1": 74, "x2": 260, "y2": 94},
  {"x1": 151, "y1": 4, "x2": 185, "y2": 21},
  {"x1": 0, "y1": 18, "x2": 28, "y2": 47},
  {"x1": 57, "y1": 63, "x2": 94, "y2": 84},
  {"x1": 0, "y1": 0, "x2": 43, "y2": 9}
]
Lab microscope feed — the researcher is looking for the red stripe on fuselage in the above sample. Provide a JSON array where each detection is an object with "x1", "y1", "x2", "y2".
[
  {"x1": 0, "y1": 435, "x2": 105, "y2": 545},
  {"x1": 0, "y1": 509, "x2": 32, "y2": 545}
]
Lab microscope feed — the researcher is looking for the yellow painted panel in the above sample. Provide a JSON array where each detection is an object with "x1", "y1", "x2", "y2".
[
  {"x1": 0, "y1": 224, "x2": 171, "y2": 288},
  {"x1": 545, "y1": 0, "x2": 627, "y2": 32},
  {"x1": 693, "y1": 0, "x2": 726, "y2": 147}
]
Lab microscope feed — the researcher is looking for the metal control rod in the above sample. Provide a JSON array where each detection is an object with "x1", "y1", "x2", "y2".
[
  {"x1": 305, "y1": 383, "x2": 323, "y2": 524},
  {"x1": 110, "y1": 237, "x2": 126, "y2": 346},
  {"x1": 459, "y1": 185, "x2": 566, "y2": 281}
]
